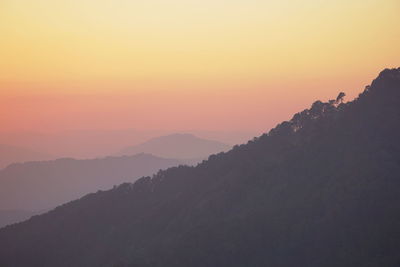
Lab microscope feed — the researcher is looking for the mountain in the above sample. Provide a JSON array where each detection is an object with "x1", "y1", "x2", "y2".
[
  {"x1": 0, "y1": 129, "x2": 165, "y2": 159},
  {"x1": 0, "y1": 153, "x2": 182, "y2": 212},
  {"x1": 0, "y1": 209, "x2": 40, "y2": 229},
  {"x1": 183, "y1": 130, "x2": 257, "y2": 146},
  {"x1": 0, "y1": 129, "x2": 245, "y2": 159},
  {"x1": 117, "y1": 133, "x2": 231, "y2": 159},
  {"x1": 0, "y1": 68, "x2": 399, "y2": 267},
  {"x1": 0, "y1": 144, "x2": 53, "y2": 169}
]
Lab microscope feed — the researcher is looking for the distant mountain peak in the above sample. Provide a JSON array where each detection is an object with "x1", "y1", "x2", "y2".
[
  {"x1": 117, "y1": 133, "x2": 231, "y2": 159},
  {"x1": 161, "y1": 133, "x2": 196, "y2": 138}
]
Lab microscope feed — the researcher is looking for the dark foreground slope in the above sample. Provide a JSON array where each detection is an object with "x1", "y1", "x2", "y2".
[{"x1": 0, "y1": 68, "x2": 399, "y2": 267}]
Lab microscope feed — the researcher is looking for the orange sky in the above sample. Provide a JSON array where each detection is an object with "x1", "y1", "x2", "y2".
[{"x1": 1, "y1": 0, "x2": 399, "y2": 134}]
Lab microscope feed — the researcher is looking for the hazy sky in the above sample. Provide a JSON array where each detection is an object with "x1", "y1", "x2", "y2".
[{"x1": 1, "y1": 0, "x2": 399, "y2": 133}]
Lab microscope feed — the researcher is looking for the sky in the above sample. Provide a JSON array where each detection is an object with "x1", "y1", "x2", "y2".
[{"x1": 1, "y1": 0, "x2": 399, "y2": 134}]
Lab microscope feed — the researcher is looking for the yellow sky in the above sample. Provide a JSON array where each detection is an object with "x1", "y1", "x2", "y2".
[{"x1": 0, "y1": 0, "x2": 399, "y2": 132}]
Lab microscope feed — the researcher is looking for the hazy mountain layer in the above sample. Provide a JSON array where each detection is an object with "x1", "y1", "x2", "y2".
[
  {"x1": 0, "y1": 130, "x2": 250, "y2": 159},
  {"x1": 0, "y1": 68, "x2": 399, "y2": 267},
  {"x1": 0, "y1": 153, "x2": 182, "y2": 211},
  {"x1": 0, "y1": 144, "x2": 53, "y2": 169},
  {"x1": 117, "y1": 133, "x2": 231, "y2": 159}
]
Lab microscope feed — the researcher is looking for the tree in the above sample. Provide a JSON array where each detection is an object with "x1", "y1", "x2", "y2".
[{"x1": 336, "y1": 92, "x2": 346, "y2": 104}]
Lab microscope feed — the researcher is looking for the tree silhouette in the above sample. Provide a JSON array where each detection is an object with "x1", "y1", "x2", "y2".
[{"x1": 336, "y1": 92, "x2": 346, "y2": 104}]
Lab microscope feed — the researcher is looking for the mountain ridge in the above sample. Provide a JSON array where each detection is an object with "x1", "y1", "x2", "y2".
[
  {"x1": 0, "y1": 153, "x2": 184, "y2": 212},
  {"x1": 0, "y1": 68, "x2": 399, "y2": 267},
  {"x1": 0, "y1": 144, "x2": 54, "y2": 169}
]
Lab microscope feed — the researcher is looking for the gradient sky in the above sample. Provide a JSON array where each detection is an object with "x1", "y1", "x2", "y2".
[{"x1": 1, "y1": 0, "x2": 399, "y2": 134}]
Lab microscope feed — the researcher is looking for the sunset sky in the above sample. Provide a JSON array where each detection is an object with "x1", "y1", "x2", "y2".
[{"x1": 1, "y1": 0, "x2": 399, "y2": 134}]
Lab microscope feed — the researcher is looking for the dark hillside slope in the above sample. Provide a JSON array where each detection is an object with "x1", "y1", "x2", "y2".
[{"x1": 0, "y1": 68, "x2": 399, "y2": 267}]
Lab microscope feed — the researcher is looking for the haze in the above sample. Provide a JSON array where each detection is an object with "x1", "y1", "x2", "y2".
[{"x1": 1, "y1": 0, "x2": 399, "y2": 135}]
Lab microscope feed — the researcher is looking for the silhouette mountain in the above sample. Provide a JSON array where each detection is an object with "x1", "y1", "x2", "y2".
[
  {"x1": 0, "y1": 68, "x2": 399, "y2": 267},
  {"x1": 0, "y1": 144, "x2": 53, "y2": 169},
  {"x1": 117, "y1": 133, "x2": 231, "y2": 159},
  {"x1": 0, "y1": 153, "x2": 182, "y2": 212}
]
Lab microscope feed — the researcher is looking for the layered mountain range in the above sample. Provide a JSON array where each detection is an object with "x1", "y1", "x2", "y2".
[{"x1": 0, "y1": 68, "x2": 399, "y2": 266}]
